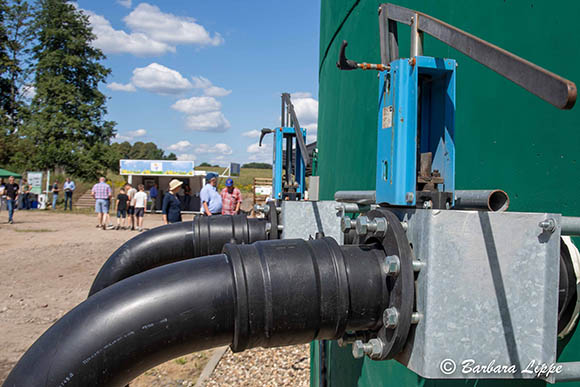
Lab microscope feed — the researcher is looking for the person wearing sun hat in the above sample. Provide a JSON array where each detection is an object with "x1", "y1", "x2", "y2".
[
  {"x1": 200, "y1": 172, "x2": 222, "y2": 216},
  {"x1": 220, "y1": 178, "x2": 242, "y2": 215},
  {"x1": 162, "y1": 179, "x2": 183, "y2": 224}
]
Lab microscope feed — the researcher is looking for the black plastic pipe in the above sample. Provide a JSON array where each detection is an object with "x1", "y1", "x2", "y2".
[
  {"x1": 88, "y1": 215, "x2": 269, "y2": 296},
  {"x1": 5, "y1": 238, "x2": 388, "y2": 387}
]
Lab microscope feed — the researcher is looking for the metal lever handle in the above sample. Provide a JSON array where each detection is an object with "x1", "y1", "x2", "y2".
[
  {"x1": 384, "y1": 3, "x2": 577, "y2": 109},
  {"x1": 337, "y1": 40, "x2": 359, "y2": 70},
  {"x1": 258, "y1": 128, "x2": 272, "y2": 147},
  {"x1": 337, "y1": 40, "x2": 390, "y2": 72}
]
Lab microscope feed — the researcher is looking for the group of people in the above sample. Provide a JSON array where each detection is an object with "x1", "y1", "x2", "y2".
[
  {"x1": 200, "y1": 172, "x2": 242, "y2": 216},
  {"x1": 91, "y1": 178, "x2": 148, "y2": 232},
  {"x1": 0, "y1": 175, "x2": 76, "y2": 224}
]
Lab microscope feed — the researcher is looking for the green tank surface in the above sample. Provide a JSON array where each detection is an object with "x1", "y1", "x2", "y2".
[{"x1": 314, "y1": 0, "x2": 580, "y2": 386}]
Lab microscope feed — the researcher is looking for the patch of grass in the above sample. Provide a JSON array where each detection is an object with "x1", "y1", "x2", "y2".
[
  {"x1": 174, "y1": 357, "x2": 188, "y2": 365},
  {"x1": 13, "y1": 228, "x2": 55, "y2": 233}
]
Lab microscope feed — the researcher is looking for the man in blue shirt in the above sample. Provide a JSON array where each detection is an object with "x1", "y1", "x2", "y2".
[
  {"x1": 149, "y1": 183, "x2": 158, "y2": 212},
  {"x1": 200, "y1": 172, "x2": 222, "y2": 216},
  {"x1": 63, "y1": 177, "x2": 76, "y2": 211}
]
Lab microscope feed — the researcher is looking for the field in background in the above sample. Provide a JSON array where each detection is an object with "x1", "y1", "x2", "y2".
[{"x1": 194, "y1": 167, "x2": 272, "y2": 194}]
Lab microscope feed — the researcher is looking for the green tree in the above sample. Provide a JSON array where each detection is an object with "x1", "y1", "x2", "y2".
[
  {"x1": 5, "y1": 0, "x2": 34, "y2": 134},
  {"x1": 26, "y1": 0, "x2": 115, "y2": 177}
]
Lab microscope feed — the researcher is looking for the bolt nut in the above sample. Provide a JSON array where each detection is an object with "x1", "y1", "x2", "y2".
[
  {"x1": 263, "y1": 204, "x2": 271, "y2": 214},
  {"x1": 352, "y1": 340, "x2": 367, "y2": 359},
  {"x1": 253, "y1": 204, "x2": 263, "y2": 213},
  {"x1": 405, "y1": 192, "x2": 414, "y2": 203},
  {"x1": 355, "y1": 216, "x2": 369, "y2": 235},
  {"x1": 539, "y1": 218, "x2": 556, "y2": 233},
  {"x1": 265, "y1": 222, "x2": 272, "y2": 234},
  {"x1": 368, "y1": 338, "x2": 385, "y2": 357},
  {"x1": 341, "y1": 217, "x2": 353, "y2": 233},
  {"x1": 383, "y1": 307, "x2": 399, "y2": 329},
  {"x1": 423, "y1": 200, "x2": 432, "y2": 209},
  {"x1": 373, "y1": 217, "x2": 388, "y2": 235},
  {"x1": 384, "y1": 255, "x2": 400, "y2": 276}
]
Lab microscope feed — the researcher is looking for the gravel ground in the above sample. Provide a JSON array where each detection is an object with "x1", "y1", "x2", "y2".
[{"x1": 204, "y1": 345, "x2": 310, "y2": 387}]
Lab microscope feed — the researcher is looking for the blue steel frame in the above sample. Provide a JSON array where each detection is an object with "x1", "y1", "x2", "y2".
[
  {"x1": 272, "y1": 126, "x2": 307, "y2": 200},
  {"x1": 375, "y1": 56, "x2": 456, "y2": 206}
]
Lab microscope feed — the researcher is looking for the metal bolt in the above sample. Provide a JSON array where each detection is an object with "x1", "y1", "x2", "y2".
[
  {"x1": 253, "y1": 204, "x2": 263, "y2": 213},
  {"x1": 405, "y1": 192, "x2": 414, "y2": 203},
  {"x1": 341, "y1": 217, "x2": 353, "y2": 233},
  {"x1": 412, "y1": 260, "x2": 425, "y2": 272},
  {"x1": 401, "y1": 221, "x2": 408, "y2": 232},
  {"x1": 276, "y1": 207, "x2": 282, "y2": 213},
  {"x1": 355, "y1": 216, "x2": 370, "y2": 235},
  {"x1": 384, "y1": 255, "x2": 400, "y2": 276},
  {"x1": 355, "y1": 216, "x2": 387, "y2": 236},
  {"x1": 263, "y1": 204, "x2": 271, "y2": 214},
  {"x1": 423, "y1": 200, "x2": 432, "y2": 209},
  {"x1": 352, "y1": 340, "x2": 372, "y2": 359},
  {"x1": 265, "y1": 222, "x2": 272, "y2": 234},
  {"x1": 411, "y1": 312, "x2": 423, "y2": 324},
  {"x1": 383, "y1": 307, "x2": 399, "y2": 329},
  {"x1": 539, "y1": 218, "x2": 557, "y2": 233},
  {"x1": 368, "y1": 338, "x2": 385, "y2": 357},
  {"x1": 277, "y1": 225, "x2": 284, "y2": 231}
]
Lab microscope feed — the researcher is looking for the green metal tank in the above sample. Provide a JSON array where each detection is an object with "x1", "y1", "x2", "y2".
[{"x1": 313, "y1": 0, "x2": 580, "y2": 386}]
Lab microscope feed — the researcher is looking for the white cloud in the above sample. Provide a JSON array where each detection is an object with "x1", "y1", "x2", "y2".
[
  {"x1": 194, "y1": 143, "x2": 232, "y2": 155},
  {"x1": 168, "y1": 140, "x2": 193, "y2": 151},
  {"x1": 115, "y1": 128, "x2": 147, "y2": 142},
  {"x1": 128, "y1": 129, "x2": 147, "y2": 137},
  {"x1": 185, "y1": 111, "x2": 231, "y2": 132},
  {"x1": 242, "y1": 129, "x2": 261, "y2": 138},
  {"x1": 292, "y1": 94, "x2": 318, "y2": 127},
  {"x1": 107, "y1": 82, "x2": 137, "y2": 92},
  {"x1": 176, "y1": 153, "x2": 197, "y2": 161},
  {"x1": 117, "y1": 0, "x2": 132, "y2": 8},
  {"x1": 171, "y1": 96, "x2": 221, "y2": 115},
  {"x1": 131, "y1": 63, "x2": 192, "y2": 95},
  {"x1": 124, "y1": 3, "x2": 223, "y2": 46},
  {"x1": 191, "y1": 76, "x2": 231, "y2": 97},
  {"x1": 246, "y1": 143, "x2": 272, "y2": 162},
  {"x1": 83, "y1": 9, "x2": 173, "y2": 56}
]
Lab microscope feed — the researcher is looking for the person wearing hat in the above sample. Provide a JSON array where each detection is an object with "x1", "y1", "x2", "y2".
[
  {"x1": 162, "y1": 179, "x2": 183, "y2": 224},
  {"x1": 220, "y1": 178, "x2": 242, "y2": 215},
  {"x1": 200, "y1": 172, "x2": 222, "y2": 216}
]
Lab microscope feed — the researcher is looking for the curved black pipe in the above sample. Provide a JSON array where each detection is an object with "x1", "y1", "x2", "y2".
[
  {"x1": 5, "y1": 254, "x2": 235, "y2": 387},
  {"x1": 88, "y1": 215, "x2": 269, "y2": 296},
  {"x1": 5, "y1": 238, "x2": 387, "y2": 387}
]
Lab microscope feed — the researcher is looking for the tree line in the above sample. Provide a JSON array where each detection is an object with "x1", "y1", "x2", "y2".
[{"x1": 0, "y1": 0, "x2": 174, "y2": 180}]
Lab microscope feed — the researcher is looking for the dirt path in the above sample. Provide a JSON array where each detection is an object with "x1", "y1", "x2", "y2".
[{"x1": 0, "y1": 210, "x2": 309, "y2": 386}]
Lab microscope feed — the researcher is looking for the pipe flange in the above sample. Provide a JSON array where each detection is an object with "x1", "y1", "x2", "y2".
[
  {"x1": 266, "y1": 199, "x2": 279, "y2": 240},
  {"x1": 361, "y1": 208, "x2": 415, "y2": 360}
]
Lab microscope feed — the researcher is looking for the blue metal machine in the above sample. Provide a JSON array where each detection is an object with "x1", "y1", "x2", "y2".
[
  {"x1": 376, "y1": 56, "x2": 456, "y2": 207},
  {"x1": 259, "y1": 93, "x2": 308, "y2": 201}
]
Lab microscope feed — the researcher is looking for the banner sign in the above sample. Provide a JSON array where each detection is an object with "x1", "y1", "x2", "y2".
[
  {"x1": 27, "y1": 171, "x2": 43, "y2": 194},
  {"x1": 120, "y1": 160, "x2": 195, "y2": 176}
]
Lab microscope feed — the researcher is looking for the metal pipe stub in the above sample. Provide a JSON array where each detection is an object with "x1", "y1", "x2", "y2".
[
  {"x1": 357, "y1": 208, "x2": 415, "y2": 360},
  {"x1": 454, "y1": 189, "x2": 510, "y2": 212}
]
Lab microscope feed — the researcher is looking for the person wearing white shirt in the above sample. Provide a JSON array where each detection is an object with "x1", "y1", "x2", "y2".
[{"x1": 133, "y1": 184, "x2": 148, "y2": 232}]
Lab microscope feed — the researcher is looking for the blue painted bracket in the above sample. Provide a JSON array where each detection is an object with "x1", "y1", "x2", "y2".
[{"x1": 375, "y1": 56, "x2": 456, "y2": 206}]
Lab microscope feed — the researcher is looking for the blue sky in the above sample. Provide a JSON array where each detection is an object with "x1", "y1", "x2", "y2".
[{"x1": 75, "y1": 0, "x2": 321, "y2": 165}]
